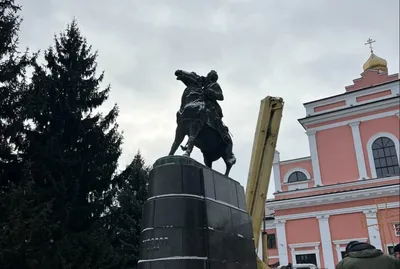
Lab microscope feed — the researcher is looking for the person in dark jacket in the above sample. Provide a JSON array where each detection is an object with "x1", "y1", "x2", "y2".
[
  {"x1": 394, "y1": 243, "x2": 400, "y2": 260},
  {"x1": 336, "y1": 241, "x2": 400, "y2": 269}
]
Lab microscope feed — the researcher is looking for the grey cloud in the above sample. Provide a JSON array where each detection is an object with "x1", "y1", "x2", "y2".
[{"x1": 17, "y1": 0, "x2": 400, "y2": 196}]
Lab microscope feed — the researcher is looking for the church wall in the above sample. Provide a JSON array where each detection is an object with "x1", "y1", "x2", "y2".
[{"x1": 316, "y1": 125, "x2": 359, "y2": 185}]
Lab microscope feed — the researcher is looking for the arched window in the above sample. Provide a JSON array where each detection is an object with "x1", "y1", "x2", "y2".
[
  {"x1": 287, "y1": 171, "x2": 308, "y2": 183},
  {"x1": 372, "y1": 137, "x2": 400, "y2": 177}
]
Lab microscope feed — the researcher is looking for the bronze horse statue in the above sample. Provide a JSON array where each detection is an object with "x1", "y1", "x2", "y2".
[{"x1": 168, "y1": 70, "x2": 236, "y2": 176}]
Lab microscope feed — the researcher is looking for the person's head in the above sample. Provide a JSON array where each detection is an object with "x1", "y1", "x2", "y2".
[
  {"x1": 345, "y1": 241, "x2": 360, "y2": 253},
  {"x1": 394, "y1": 243, "x2": 400, "y2": 259},
  {"x1": 206, "y1": 70, "x2": 218, "y2": 82},
  {"x1": 345, "y1": 240, "x2": 375, "y2": 254}
]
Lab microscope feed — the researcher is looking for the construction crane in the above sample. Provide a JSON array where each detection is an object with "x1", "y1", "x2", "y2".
[{"x1": 245, "y1": 96, "x2": 284, "y2": 269}]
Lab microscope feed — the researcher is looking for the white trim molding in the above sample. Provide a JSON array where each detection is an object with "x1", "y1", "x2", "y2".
[
  {"x1": 335, "y1": 246, "x2": 346, "y2": 262},
  {"x1": 257, "y1": 233, "x2": 263, "y2": 259},
  {"x1": 273, "y1": 201, "x2": 399, "y2": 221},
  {"x1": 301, "y1": 95, "x2": 399, "y2": 126},
  {"x1": 306, "y1": 108, "x2": 399, "y2": 132},
  {"x1": 386, "y1": 243, "x2": 398, "y2": 255},
  {"x1": 304, "y1": 80, "x2": 400, "y2": 117},
  {"x1": 283, "y1": 167, "x2": 312, "y2": 183},
  {"x1": 306, "y1": 130, "x2": 322, "y2": 186},
  {"x1": 263, "y1": 220, "x2": 276, "y2": 230},
  {"x1": 273, "y1": 151, "x2": 282, "y2": 192},
  {"x1": 274, "y1": 175, "x2": 399, "y2": 196},
  {"x1": 393, "y1": 222, "x2": 400, "y2": 236},
  {"x1": 267, "y1": 184, "x2": 400, "y2": 211},
  {"x1": 333, "y1": 238, "x2": 368, "y2": 262},
  {"x1": 349, "y1": 121, "x2": 368, "y2": 179},
  {"x1": 288, "y1": 242, "x2": 320, "y2": 249},
  {"x1": 279, "y1": 156, "x2": 311, "y2": 165},
  {"x1": 363, "y1": 210, "x2": 383, "y2": 249},
  {"x1": 316, "y1": 215, "x2": 335, "y2": 269},
  {"x1": 366, "y1": 132, "x2": 400, "y2": 179},
  {"x1": 289, "y1": 242, "x2": 321, "y2": 268},
  {"x1": 263, "y1": 202, "x2": 400, "y2": 230},
  {"x1": 274, "y1": 220, "x2": 289, "y2": 265},
  {"x1": 332, "y1": 237, "x2": 368, "y2": 245}
]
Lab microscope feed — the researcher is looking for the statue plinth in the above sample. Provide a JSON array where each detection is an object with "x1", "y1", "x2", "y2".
[{"x1": 138, "y1": 156, "x2": 257, "y2": 269}]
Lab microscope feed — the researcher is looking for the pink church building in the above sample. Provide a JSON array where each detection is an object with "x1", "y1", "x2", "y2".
[{"x1": 263, "y1": 47, "x2": 400, "y2": 268}]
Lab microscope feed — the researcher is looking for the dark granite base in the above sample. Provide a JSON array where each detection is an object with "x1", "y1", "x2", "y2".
[{"x1": 138, "y1": 156, "x2": 257, "y2": 269}]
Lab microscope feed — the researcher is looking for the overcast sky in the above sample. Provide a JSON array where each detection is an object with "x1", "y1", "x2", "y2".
[{"x1": 17, "y1": 0, "x2": 399, "y2": 198}]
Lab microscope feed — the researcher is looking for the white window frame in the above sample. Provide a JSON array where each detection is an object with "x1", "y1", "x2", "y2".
[
  {"x1": 289, "y1": 242, "x2": 321, "y2": 268},
  {"x1": 283, "y1": 168, "x2": 312, "y2": 184},
  {"x1": 333, "y1": 237, "x2": 368, "y2": 262},
  {"x1": 386, "y1": 243, "x2": 397, "y2": 255},
  {"x1": 393, "y1": 222, "x2": 400, "y2": 236},
  {"x1": 366, "y1": 132, "x2": 400, "y2": 178}
]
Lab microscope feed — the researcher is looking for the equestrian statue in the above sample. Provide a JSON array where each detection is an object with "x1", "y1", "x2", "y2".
[{"x1": 168, "y1": 69, "x2": 236, "y2": 176}]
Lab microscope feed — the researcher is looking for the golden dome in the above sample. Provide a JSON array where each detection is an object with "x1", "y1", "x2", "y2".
[{"x1": 363, "y1": 52, "x2": 388, "y2": 72}]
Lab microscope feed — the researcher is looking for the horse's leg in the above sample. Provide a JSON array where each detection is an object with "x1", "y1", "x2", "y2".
[
  {"x1": 224, "y1": 162, "x2": 232, "y2": 177},
  {"x1": 223, "y1": 141, "x2": 236, "y2": 176},
  {"x1": 183, "y1": 121, "x2": 201, "y2": 157},
  {"x1": 204, "y1": 154, "x2": 212, "y2": 168},
  {"x1": 168, "y1": 124, "x2": 185, "y2": 156}
]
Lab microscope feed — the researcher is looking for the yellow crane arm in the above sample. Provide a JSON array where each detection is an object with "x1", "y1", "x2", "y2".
[{"x1": 245, "y1": 96, "x2": 284, "y2": 269}]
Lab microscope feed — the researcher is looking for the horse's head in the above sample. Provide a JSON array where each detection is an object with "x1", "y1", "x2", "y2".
[{"x1": 175, "y1": 70, "x2": 203, "y2": 88}]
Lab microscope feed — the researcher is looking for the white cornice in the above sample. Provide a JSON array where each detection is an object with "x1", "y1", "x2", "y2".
[
  {"x1": 303, "y1": 80, "x2": 399, "y2": 115},
  {"x1": 279, "y1": 156, "x2": 311, "y2": 165},
  {"x1": 289, "y1": 242, "x2": 320, "y2": 249},
  {"x1": 306, "y1": 109, "x2": 399, "y2": 132},
  {"x1": 299, "y1": 96, "x2": 399, "y2": 126},
  {"x1": 274, "y1": 201, "x2": 399, "y2": 222},
  {"x1": 305, "y1": 80, "x2": 399, "y2": 106},
  {"x1": 264, "y1": 221, "x2": 276, "y2": 229},
  {"x1": 267, "y1": 184, "x2": 399, "y2": 211},
  {"x1": 333, "y1": 238, "x2": 368, "y2": 245},
  {"x1": 262, "y1": 202, "x2": 399, "y2": 229},
  {"x1": 273, "y1": 175, "x2": 399, "y2": 196}
]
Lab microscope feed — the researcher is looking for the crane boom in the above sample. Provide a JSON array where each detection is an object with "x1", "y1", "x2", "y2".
[{"x1": 245, "y1": 96, "x2": 284, "y2": 269}]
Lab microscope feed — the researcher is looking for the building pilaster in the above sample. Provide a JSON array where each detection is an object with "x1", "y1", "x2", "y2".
[
  {"x1": 317, "y1": 215, "x2": 335, "y2": 269},
  {"x1": 273, "y1": 151, "x2": 282, "y2": 192},
  {"x1": 274, "y1": 220, "x2": 289, "y2": 265},
  {"x1": 363, "y1": 210, "x2": 383, "y2": 250},
  {"x1": 306, "y1": 130, "x2": 322, "y2": 186},
  {"x1": 349, "y1": 121, "x2": 368, "y2": 179},
  {"x1": 335, "y1": 244, "x2": 342, "y2": 262}
]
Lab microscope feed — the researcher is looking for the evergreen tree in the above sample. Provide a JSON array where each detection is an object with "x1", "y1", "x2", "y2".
[
  {"x1": 111, "y1": 152, "x2": 149, "y2": 269},
  {"x1": 1, "y1": 20, "x2": 122, "y2": 269},
  {"x1": 0, "y1": 0, "x2": 31, "y2": 187},
  {"x1": 0, "y1": 2, "x2": 40, "y2": 268}
]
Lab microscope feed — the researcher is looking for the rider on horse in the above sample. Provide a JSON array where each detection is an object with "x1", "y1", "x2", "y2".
[
  {"x1": 171, "y1": 69, "x2": 236, "y2": 175},
  {"x1": 202, "y1": 70, "x2": 232, "y2": 145}
]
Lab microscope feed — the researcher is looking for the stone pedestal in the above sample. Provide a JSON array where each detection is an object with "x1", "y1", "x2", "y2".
[{"x1": 138, "y1": 156, "x2": 257, "y2": 269}]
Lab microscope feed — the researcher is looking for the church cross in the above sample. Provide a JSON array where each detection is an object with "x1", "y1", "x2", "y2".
[{"x1": 365, "y1": 38, "x2": 376, "y2": 53}]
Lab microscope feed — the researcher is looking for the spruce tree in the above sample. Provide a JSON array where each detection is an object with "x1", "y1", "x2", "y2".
[
  {"x1": 0, "y1": 0, "x2": 31, "y2": 187},
  {"x1": 111, "y1": 152, "x2": 149, "y2": 269},
  {"x1": 0, "y1": 2, "x2": 36, "y2": 267},
  {"x1": 1, "y1": 20, "x2": 122, "y2": 269}
]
